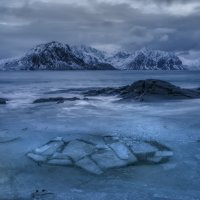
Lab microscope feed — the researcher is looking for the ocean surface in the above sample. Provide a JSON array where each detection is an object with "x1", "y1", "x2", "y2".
[{"x1": 0, "y1": 71, "x2": 200, "y2": 200}]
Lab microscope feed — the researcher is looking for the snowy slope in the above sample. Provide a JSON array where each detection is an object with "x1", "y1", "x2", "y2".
[
  {"x1": 106, "y1": 51, "x2": 132, "y2": 69},
  {"x1": 71, "y1": 45, "x2": 114, "y2": 70},
  {"x1": 127, "y1": 48, "x2": 184, "y2": 70},
  {"x1": 71, "y1": 45, "x2": 106, "y2": 65},
  {"x1": 107, "y1": 48, "x2": 184, "y2": 70}
]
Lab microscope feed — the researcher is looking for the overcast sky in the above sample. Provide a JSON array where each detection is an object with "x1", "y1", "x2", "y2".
[{"x1": 0, "y1": 0, "x2": 200, "y2": 64}]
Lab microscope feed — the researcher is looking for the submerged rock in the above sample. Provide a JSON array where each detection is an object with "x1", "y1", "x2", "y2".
[
  {"x1": 33, "y1": 97, "x2": 80, "y2": 104},
  {"x1": 0, "y1": 98, "x2": 7, "y2": 104},
  {"x1": 84, "y1": 79, "x2": 200, "y2": 102},
  {"x1": 27, "y1": 135, "x2": 173, "y2": 175}
]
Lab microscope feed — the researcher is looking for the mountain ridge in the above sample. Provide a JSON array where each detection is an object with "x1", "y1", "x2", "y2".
[{"x1": 0, "y1": 41, "x2": 185, "y2": 71}]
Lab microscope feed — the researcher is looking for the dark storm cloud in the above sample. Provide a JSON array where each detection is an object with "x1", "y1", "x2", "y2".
[{"x1": 0, "y1": 0, "x2": 199, "y2": 59}]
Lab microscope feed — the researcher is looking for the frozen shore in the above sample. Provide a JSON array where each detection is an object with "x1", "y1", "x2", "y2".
[{"x1": 0, "y1": 71, "x2": 200, "y2": 199}]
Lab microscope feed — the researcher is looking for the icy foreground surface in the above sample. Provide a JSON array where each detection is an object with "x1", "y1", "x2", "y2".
[
  {"x1": 0, "y1": 71, "x2": 200, "y2": 199},
  {"x1": 28, "y1": 136, "x2": 173, "y2": 174}
]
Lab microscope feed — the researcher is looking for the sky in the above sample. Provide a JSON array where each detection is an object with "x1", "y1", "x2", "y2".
[{"x1": 0, "y1": 0, "x2": 200, "y2": 65}]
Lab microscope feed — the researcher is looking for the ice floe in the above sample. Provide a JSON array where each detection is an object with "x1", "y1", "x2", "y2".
[{"x1": 27, "y1": 135, "x2": 173, "y2": 175}]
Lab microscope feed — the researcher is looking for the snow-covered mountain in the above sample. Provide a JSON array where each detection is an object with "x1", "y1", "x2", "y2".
[
  {"x1": 0, "y1": 41, "x2": 114, "y2": 71},
  {"x1": 107, "y1": 48, "x2": 184, "y2": 70},
  {"x1": 0, "y1": 41, "x2": 184, "y2": 71},
  {"x1": 0, "y1": 42, "x2": 85, "y2": 70}
]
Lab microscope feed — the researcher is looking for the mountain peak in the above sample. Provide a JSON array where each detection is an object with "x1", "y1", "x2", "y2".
[
  {"x1": 28, "y1": 41, "x2": 71, "y2": 55},
  {"x1": 139, "y1": 47, "x2": 152, "y2": 53}
]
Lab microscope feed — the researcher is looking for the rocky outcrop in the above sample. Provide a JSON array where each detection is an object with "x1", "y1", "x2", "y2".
[
  {"x1": 0, "y1": 98, "x2": 7, "y2": 104},
  {"x1": 33, "y1": 97, "x2": 81, "y2": 104},
  {"x1": 27, "y1": 135, "x2": 173, "y2": 175},
  {"x1": 84, "y1": 79, "x2": 200, "y2": 102}
]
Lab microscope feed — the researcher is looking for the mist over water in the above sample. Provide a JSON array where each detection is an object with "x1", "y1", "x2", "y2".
[{"x1": 0, "y1": 71, "x2": 200, "y2": 199}]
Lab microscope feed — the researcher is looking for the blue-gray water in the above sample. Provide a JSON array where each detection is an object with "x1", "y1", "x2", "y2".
[{"x1": 0, "y1": 71, "x2": 200, "y2": 200}]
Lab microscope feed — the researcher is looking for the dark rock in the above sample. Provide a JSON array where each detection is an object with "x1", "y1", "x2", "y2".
[
  {"x1": 45, "y1": 88, "x2": 84, "y2": 95},
  {"x1": 63, "y1": 97, "x2": 80, "y2": 101},
  {"x1": 45, "y1": 87, "x2": 97, "y2": 95},
  {"x1": 0, "y1": 98, "x2": 7, "y2": 104},
  {"x1": 57, "y1": 98, "x2": 65, "y2": 104},
  {"x1": 33, "y1": 97, "x2": 80, "y2": 104},
  {"x1": 84, "y1": 79, "x2": 200, "y2": 102},
  {"x1": 33, "y1": 97, "x2": 65, "y2": 104},
  {"x1": 84, "y1": 87, "x2": 118, "y2": 96}
]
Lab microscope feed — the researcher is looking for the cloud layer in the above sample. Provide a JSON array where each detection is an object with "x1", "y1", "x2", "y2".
[{"x1": 0, "y1": 0, "x2": 200, "y2": 61}]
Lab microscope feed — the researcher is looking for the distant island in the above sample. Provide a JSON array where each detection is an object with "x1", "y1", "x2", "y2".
[{"x1": 0, "y1": 41, "x2": 185, "y2": 71}]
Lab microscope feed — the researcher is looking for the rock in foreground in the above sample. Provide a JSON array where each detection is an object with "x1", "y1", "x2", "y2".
[
  {"x1": 0, "y1": 98, "x2": 7, "y2": 104},
  {"x1": 84, "y1": 79, "x2": 200, "y2": 102},
  {"x1": 33, "y1": 97, "x2": 80, "y2": 104},
  {"x1": 27, "y1": 135, "x2": 173, "y2": 175}
]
